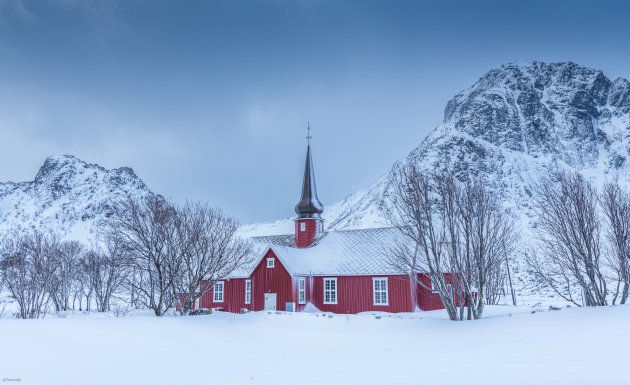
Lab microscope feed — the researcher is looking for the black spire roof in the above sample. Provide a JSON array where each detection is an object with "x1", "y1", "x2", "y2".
[{"x1": 295, "y1": 144, "x2": 324, "y2": 218}]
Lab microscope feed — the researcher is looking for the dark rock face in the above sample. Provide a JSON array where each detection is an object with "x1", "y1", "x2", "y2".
[
  {"x1": 0, "y1": 155, "x2": 152, "y2": 238},
  {"x1": 609, "y1": 78, "x2": 630, "y2": 114},
  {"x1": 442, "y1": 62, "x2": 626, "y2": 167}
]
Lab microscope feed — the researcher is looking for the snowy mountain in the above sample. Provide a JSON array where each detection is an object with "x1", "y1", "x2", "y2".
[
  {"x1": 241, "y1": 61, "x2": 630, "y2": 236},
  {"x1": 4, "y1": 61, "x2": 630, "y2": 244},
  {"x1": 0, "y1": 155, "x2": 152, "y2": 240}
]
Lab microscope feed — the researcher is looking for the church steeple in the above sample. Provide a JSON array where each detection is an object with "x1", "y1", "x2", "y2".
[
  {"x1": 294, "y1": 124, "x2": 324, "y2": 248},
  {"x1": 295, "y1": 142, "x2": 324, "y2": 218}
]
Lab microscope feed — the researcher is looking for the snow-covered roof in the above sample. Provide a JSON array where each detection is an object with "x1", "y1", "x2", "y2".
[{"x1": 230, "y1": 227, "x2": 409, "y2": 278}]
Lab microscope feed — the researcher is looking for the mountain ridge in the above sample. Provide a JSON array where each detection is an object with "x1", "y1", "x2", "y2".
[
  {"x1": 0, "y1": 154, "x2": 152, "y2": 240},
  {"x1": 239, "y1": 61, "x2": 630, "y2": 237},
  {"x1": 3, "y1": 61, "x2": 630, "y2": 243}
]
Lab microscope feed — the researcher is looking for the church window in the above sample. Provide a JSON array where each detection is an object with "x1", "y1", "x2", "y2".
[
  {"x1": 245, "y1": 280, "x2": 251, "y2": 304},
  {"x1": 373, "y1": 278, "x2": 389, "y2": 305},
  {"x1": 298, "y1": 277, "x2": 306, "y2": 304},
  {"x1": 213, "y1": 281, "x2": 224, "y2": 303},
  {"x1": 323, "y1": 278, "x2": 337, "y2": 304}
]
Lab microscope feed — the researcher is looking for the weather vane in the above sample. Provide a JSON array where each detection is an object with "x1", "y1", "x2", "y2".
[{"x1": 306, "y1": 122, "x2": 312, "y2": 145}]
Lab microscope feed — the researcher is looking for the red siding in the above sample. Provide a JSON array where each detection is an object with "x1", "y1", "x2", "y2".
[
  {"x1": 198, "y1": 277, "x2": 252, "y2": 313},
  {"x1": 250, "y1": 250, "x2": 294, "y2": 311},
  {"x1": 194, "y1": 248, "x2": 452, "y2": 314},
  {"x1": 312, "y1": 275, "x2": 414, "y2": 314},
  {"x1": 294, "y1": 218, "x2": 322, "y2": 248},
  {"x1": 416, "y1": 273, "x2": 462, "y2": 311}
]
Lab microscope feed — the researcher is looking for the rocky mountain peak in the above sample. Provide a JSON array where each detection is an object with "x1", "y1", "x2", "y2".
[
  {"x1": 241, "y1": 61, "x2": 630, "y2": 237},
  {"x1": 35, "y1": 154, "x2": 79, "y2": 179},
  {"x1": 440, "y1": 61, "x2": 630, "y2": 169},
  {"x1": 0, "y1": 155, "x2": 152, "y2": 240}
]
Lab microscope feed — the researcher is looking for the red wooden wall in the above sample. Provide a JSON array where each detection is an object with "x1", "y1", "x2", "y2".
[
  {"x1": 416, "y1": 273, "x2": 462, "y2": 311},
  {"x1": 194, "y1": 249, "x2": 450, "y2": 314},
  {"x1": 250, "y1": 250, "x2": 294, "y2": 311},
  {"x1": 309, "y1": 275, "x2": 414, "y2": 313},
  {"x1": 294, "y1": 218, "x2": 322, "y2": 247},
  {"x1": 198, "y1": 277, "x2": 251, "y2": 313}
]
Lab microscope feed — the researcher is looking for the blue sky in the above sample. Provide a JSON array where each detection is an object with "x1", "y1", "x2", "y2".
[{"x1": 1, "y1": 0, "x2": 629, "y2": 223}]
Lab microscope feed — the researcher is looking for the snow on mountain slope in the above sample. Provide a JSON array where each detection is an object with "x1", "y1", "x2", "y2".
[
  {"x1": 243, "y1": 61, "x2": 630, "y2": 236},
  {"x1": 3, "y1": 61, "x2": 629, "y2": 246},
  {"x1": 0, "y1": 155, "x2": 152, "y2": 240},
  {"x1": 237, "y1": 178, "x2": 391, "y2": 238}
]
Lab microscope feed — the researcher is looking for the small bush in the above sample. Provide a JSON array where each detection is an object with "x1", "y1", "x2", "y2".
[
  {"x1": 111, "y1": 302, "x2": 133, "y2": 317},
  {"x1": 188, "y1": 308, "x2": 210, "y2": 316}
]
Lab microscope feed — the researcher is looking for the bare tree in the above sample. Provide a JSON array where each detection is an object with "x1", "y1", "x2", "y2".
[
  {"x1": 173, "y1": 202, "x2": 253, "y2": 316},
  {"x1": 528, "y1": 170, "x2": 607, "y2": 306},
  {"x1": 601, "y1": 182, "x2": 630, "y2": 305},
  {"x1": 438, "y1": 175, "x2": 516, "y2": 319},
  {"x1": 48, "y1": 240, "x2": 83, "y2": 312},
  {"x1": 108, "y1": 195, "x2": 180, "y2": 316},
  {"x1": 71, "y1": 260, "x2": 93, "y2": 311},
  {"x1": 384, "y1": 163, "x2": 462, "y2": 320},
  {"x1": 385, "y1": 164, "x2": 517, "y2": 320},
  {"x1": 460, "y1": 180, "x2": 516, "y2": 318},
  {"x1": 436, "y1": 172, "x2": 468, "y2": 320},
  {"x1": 83, "y1": 232, "x2": 130, "y2": 312},
  {"x1": 525, "y1": 245, "x2": 581, "y2": 305},
  {"x1": 0, "y1": 298, "x2": 7, "y2": 319},
  {"x1": 504, "y1": 238, "x2": 517, "y2": 306},
  {"x1": 0, "y1": 231, "x2": 59, "y2": 319}
]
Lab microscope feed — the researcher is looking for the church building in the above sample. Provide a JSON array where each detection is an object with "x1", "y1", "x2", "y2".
[{"x1": 196, "y1": 139, "x2": 452, "y2": 314}]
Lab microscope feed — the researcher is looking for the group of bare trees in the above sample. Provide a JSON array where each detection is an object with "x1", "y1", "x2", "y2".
[
  {"x1": 109, "y1": 196, "x2": 252, "y2": 316},
  {"x1": 527, "y1": 170, "x2": 630, "y2": 306},
  {"x1": 0, "y1": 231, "x2": 128, "y2": 318},
  {"x1": 385, "y1": 162, "x2": 517, "y2": 321},
  {"x1": 0, "y1": 196, "x2": 252, "y2": 318}
]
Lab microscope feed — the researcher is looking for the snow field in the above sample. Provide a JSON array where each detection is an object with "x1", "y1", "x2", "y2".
[{"x1": 0, "y1": 305, "x2": 628, "y2": 385}]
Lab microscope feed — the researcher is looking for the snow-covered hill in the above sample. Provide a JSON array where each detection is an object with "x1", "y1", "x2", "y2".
[
  {"x1": 0, "y1": 155, "x2": 152, "y2": 240},
  {"x1": 241, "y1": 61, "x2": 630, "y2": 236}
]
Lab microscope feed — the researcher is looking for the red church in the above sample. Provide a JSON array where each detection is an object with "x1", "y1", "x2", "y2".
[{"x1": 196, "y1": 141, "x2": 451, "y2": 314}]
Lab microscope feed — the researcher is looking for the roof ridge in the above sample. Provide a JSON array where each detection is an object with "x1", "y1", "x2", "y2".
[{"x1": 250, "y1": 226, "x2": 398, "y2": 240}]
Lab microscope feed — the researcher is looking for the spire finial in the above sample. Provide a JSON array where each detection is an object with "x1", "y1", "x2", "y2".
[{"x1": 306, "y1": 122, "x2": 312, "y2": 145}]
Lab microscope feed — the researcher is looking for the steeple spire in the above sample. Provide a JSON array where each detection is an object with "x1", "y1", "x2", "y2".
[{"x1": 295, "y1": 124, "x2": 324, "y2": 218}]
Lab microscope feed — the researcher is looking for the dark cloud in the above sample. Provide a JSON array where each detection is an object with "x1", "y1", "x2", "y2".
[{"x1": 1, "y1": 0, "x2": 629, "y2": 223}]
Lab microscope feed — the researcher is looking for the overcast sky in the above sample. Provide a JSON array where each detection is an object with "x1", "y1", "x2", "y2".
[{"x1": 1, "y1": 0, "x2": 630, "y2": 224}]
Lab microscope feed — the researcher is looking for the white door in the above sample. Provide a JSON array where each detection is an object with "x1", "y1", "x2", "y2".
[{"x1": 264, "y1": 293, "x2": 277, "y2": 310}]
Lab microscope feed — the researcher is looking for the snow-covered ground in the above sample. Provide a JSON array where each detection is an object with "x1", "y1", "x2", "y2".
[{"x1": 0, "y1": 305, "x2": 627, "y2": 385}]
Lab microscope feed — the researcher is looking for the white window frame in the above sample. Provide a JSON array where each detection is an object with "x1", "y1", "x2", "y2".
[
  {"x1": 245, "y1": 279, "x2": 251, "y2": 304},
  {"x1": 266, "y1": 258, "x2": 275, "y2": 268},
  {"x1": 323, "y1": 277, "x2": 337, "y2": 304},
  {"x1": 372, "y1": 277, "x2": 389, "y2": 306},
  {"x1": 298, "y1": 277, "x2": 306, "y2": 304},
  {"x1": 213, "y1": 281, "x2": 224, "y2": 303},
  {"x1": 299, "y1": 222, "x2": 306, "y2": 232}
]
